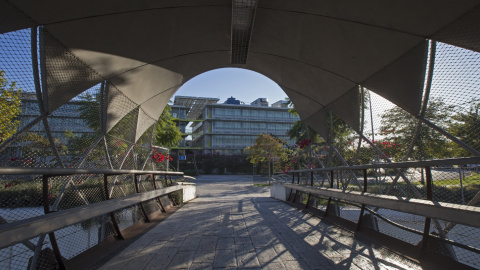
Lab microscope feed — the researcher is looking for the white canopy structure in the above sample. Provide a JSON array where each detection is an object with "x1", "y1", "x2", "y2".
[{"x1": 2, "y1": 0, "x2": 480, "y2": 141}]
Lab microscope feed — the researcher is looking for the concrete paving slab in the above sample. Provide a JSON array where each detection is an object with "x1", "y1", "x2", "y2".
[{"x1": 98, "y1": 175, "x2": 423, "y2": 270}]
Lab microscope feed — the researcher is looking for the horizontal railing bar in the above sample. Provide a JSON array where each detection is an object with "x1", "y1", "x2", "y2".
[
  {"x1": 288, "y1": 157, "x2": 480, "y2": 173},
  {"x1": 0, "y1": 185, "x2": 183, "y2": 249},
  {"x1": 0, "y1": 167, "x2": 184, "y2": 176},
  {"x1": 322, "y1": 197, "x2": 480, "y2": 254},
  {"x1": 285, "y1": 184, "x2": 480, "y2": 228},
  {"x1": 363, "y1": 205, "x2": 424, "y2": 236},
  {"x1": 331, "y1": 199, "x2": 480, "y2": 254},
  {"x1": 325, "y1": 199, "x2": 425, "y2": 236}
]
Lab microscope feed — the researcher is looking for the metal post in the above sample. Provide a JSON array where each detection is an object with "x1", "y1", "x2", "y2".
[
  {"x1": 134, "y1": 174, "x2": 151, "y2": 222},
  {"x1": 292, "y1": 172, "x2": 301, "y2": 203},
  {"x1": 420, "y1": 166, "x2": 433, "y2": 255},
  {"x1": 459, "y1": 166, "x2": 465, "y2": 204},
  {"x1": 103, "y1": 174, "x2": 124, "y2": 239},
  {"x1": 304, "y1": 171, "x2": 314, "y2": 209},
  {"x1": 152, "y1": 175, "x2": 166, "y2": 212},
  {"x1": 288, "y1": 173, "x2": 294, "y2": 201},
  {"x1": 42, "y1": 175, "x2": 67, "y2": 270},
  {"x1": 324, "y1": 171, "x2": 334, "y2": 216},
  {"x1": 356, "y1": 169, "x2": 368, "y2": 231}
]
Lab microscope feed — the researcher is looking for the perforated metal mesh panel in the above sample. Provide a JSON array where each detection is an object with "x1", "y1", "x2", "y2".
[
  {"x1": 0, "y1": 27, "x2": 179, "y2": 269},
  {"x1": 231, "y1": 0, "x2": 257, "y2": 64}
]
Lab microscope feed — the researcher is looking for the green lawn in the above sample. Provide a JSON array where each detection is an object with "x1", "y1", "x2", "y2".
[{"x1": 432, "y1": 172, "x2": 480, "y2": 186}]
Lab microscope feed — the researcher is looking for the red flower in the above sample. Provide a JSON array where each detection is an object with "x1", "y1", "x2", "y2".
[{"x1": 4, "y1": 183, "x2": 15, "y2": 189}]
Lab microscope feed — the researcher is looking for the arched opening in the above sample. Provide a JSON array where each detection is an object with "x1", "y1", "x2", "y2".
[{"x1": 169, "y1": 67, "x2": 297, "y2": 174}]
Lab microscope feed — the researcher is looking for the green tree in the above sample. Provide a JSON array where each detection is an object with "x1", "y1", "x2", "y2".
[
  {"x1": 74, "y1": 91, "x2": 181, "y2": 147},
  {"x1": 449, "y1": 99, "x2": 480, "y2": 157},
  {"x1": 285, "y1": 98, "x2": 320, "y2": 143},
  {"x1": 0, "y1": 70, "x2": 22, "y2": 143},
  {"x1": 245, "y1": 133, "x2": 291, "y2": 176},
  {"x1": 285, "y1": 98, "x2": 353, "y2": 146},
  {"x1": 155, "y1": 104, "x2": 183, "y2": 147},
  {"x1": 379, "y1": 98, "x2": 454, "y2": 160},
  {"x1": 77, "y1": 92, "x2": 101, "y2": 133}
]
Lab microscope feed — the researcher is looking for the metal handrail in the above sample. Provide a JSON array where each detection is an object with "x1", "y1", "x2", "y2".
[
  {"x1": 0, "y1": 166, "x2": 187, "y2": 269},
  {"x1": 288, "y1": 156, "x2": 480, "y2": 173},
  {"x1": 337, "y1": 200, "x2": 480, "y2": 255},
  {"x1": 0, "y1": 167, "x2": 184, "y2": 176},
  {"x1": 284, "y1": 156, "x2": 480, "y2": 262},
  {"x1": 0, "y1": 185, "x2": 183, "y2": 250}
]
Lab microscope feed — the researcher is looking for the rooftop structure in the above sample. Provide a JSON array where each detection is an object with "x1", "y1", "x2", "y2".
[
  {"x1": 173, "y1": 96, "x2": 220, "y2": 120},
  {"x1": 250, "y1": 97, "x2": 269, "y2": 107},
  {"x1": 271, "y1": 100, "x2": 288, "y2": 108},
  {"x1": 223, "y1": 96, "x2": 242, "y2": 105}
]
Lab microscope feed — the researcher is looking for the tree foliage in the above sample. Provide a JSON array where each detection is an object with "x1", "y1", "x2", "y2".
[
  {"x1": 0, "y1": 70, "x2": 22, "y2": 143},
  {"x1": 379, "y1": 98, "x2": 454, "y2": 160},
  {"x1": 285, "y1": 98, "x2": 321, "y2": 143},
  {"x1": 449, "y1": 99, "x2": 480, "y2": 157},
  {"x1": 73, "y1": 91, "x2": 181, "y2": 148},
  {"x1": 155, "y1": 104, "x2": 183, "y2": 147},
  {"x1": 77, "y1": 92, "x2": 101, "y2": 133},
  {"x1": 246, "y1": 133, "x2": 287, "y2": 164},
  {"x1": 245, "y1": 133, "x2": 292, "y2": 174}
]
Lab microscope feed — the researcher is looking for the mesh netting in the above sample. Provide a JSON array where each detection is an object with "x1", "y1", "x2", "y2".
[
  {"x1": 0, "y1": 26, "x2": 180, "y2": 269},
  {"x1": 430, "y1": 219, "x2": 480, "y2": 268},
  {"x1": 2, "y1": 8, "x2": 480, "y2": 269}
]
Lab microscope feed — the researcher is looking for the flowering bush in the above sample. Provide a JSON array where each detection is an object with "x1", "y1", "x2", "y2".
[
  {"x1": 297, "y1": 139, "x2": 312, "y2": 149},
  {"x1": 152, "y1": 151, "x2": 173, "y2": 164}
]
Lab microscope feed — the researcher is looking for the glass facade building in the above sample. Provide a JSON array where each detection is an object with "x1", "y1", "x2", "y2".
[
  {"x1": 196, "y1": 101, "x2": 299, "y2": 154},
  {"x1": 18, "y1": 92, "x2": 95, "y2": 144}
]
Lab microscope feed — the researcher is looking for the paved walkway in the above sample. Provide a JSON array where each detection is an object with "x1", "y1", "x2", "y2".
[{"x1": 99, "y1": 175, "x2": 421, "y2": 270}]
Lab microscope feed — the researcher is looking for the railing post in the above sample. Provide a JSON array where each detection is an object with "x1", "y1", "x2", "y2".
[
  {"x1": 304, "y1": 171, "x2": 314, "y2": 209},
  {"x1": 356, "y1": 169, "x2": 368, "y2": 231},
  {"x1": 288, "y1": 172, "x2": 295, "y2": 201},
  {"x1": 330, "y1": 171, "x2": 334, "y2": 188},
  {"x1": 42, "y1": 175, "x2": 67, "y2": 270},
  {"x1": 324, "y1": 170, "x2": 334, "y2": 216},
  {"x1": 151, "y1": 174, "x2": 166, "y2": 212},
  {"x1": 103, "y1": 174, "x2": 124, "y2": 239},
  {"x1": 292, "y1": 172, "x2": 301, "y2": 203},
  {"x1": 134, "y1": 174, "x2": 151, "y2": 222},
  {"x1": 292, "y1": 172, "x2": 297, "y2": 203},
  {"x1": 420, "y1": 166, "x2": 433, "y2": 255},
  {"x1": 164, "y1": 174, "x2": 168, "y2": 187}
]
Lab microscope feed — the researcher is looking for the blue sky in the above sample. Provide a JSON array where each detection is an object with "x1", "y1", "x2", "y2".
[{"x1": 173, "y1": 68, "x2": 288, "y2": 105}]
